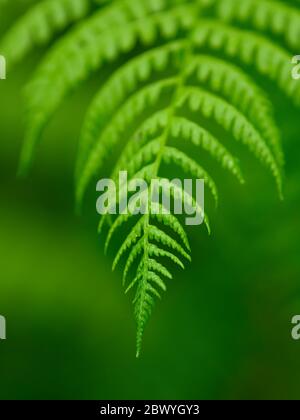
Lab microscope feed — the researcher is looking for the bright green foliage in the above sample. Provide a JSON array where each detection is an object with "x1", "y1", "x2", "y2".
[
  {"x1": 2, "y1": 0, "x2": 300, "y2": 355},
  {"x1": 0, "y1": 0, "x2": 92, "y2": 67}
]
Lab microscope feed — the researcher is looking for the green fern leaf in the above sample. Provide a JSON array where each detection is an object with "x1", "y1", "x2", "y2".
[
  {"x1": 163, "y1": 146, "x2": 218, "y2": 206},
  {"x1": 215, "y1": 0, "x2": 300, "y2": 50},
  {"x1": 148, "y1": 225, "x2": 191, "y2": 262},
  {"x1": 148, "y1": 243, "x2": 185, "y2": 270},
  {"x1": 112, "y1": 216, "x2": 145, "y2": 270},
  {"x1": 147, "y1": 259, "x2": 172, "y2": 281},
  {"x1": 0, "y1": 0, "x2": 92, "y2": 68},
  {"x1": 150, "y1": 208, "x2": 191, "y2": 252},
  {"x1": 18, "y1": 4, "x2": 197, "y2": 174},
  {"x1": 133, "y1": 111, "x2": 245, "y2": 184},
  {"x1": 76, "y1": 41, "x2": 185, "y2": 178},
  {"x1": 171, "y1": 116, "x2": 245, "y2": 184},
  {"x1": 192, "y1": 20, "x2": 300, "y2": 105},
  {"x1": 178, "y1": 86, "x2": 283, "y2": 197},
  {"x1": 3, "y1": 0, "x2": 300, "y2": 355},
  {"x1": 186, "y1": 55, "x2": 284, "y2": 166},
  {"x1": 123, "y1": 238, "x2": 145, "y2": 286},
  {"x1": 76, "y1": 78, "x2": 177, "y2": 205}
]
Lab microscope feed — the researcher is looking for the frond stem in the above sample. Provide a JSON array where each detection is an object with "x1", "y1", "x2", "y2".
[{"x1": 136, "y1": 40, "x2": 193, "y2": 358}]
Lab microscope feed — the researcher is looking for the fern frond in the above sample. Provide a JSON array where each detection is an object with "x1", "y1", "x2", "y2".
[
  {"x1": 111, "y1": 107, "x2": 245, "y2": 187},
  {"x1": 214, "y1": 0, "x2": 300, "y2": 51},
  {"x1": 192, "y1": 20, "x2": 300, "y2": 105},
  {"x1": 150, "y1": 208, "x2": 191, "y2": 252},
  {"x1": 123, "y1": 238, "x2": 145, "y2": 285},
  {"x1": 76, "y1": 78, "x2": 177, "y2": 205},
  {"x1": 105, "y1": 204, "x2": 190, "y2": 256},
  {"x1": 132, "y1": 240, "x2": 186, "y2": 357},
  {"x1": 100, "y1": 165, "x2": 156, "y2": 245},
  {"x1": 112, "y1": 216, "x2": 145, "y2": 270},
  {"x1": 134, "y1": 241, "x2": 186, "y2": 357},
  {"x1": 147, "y1": 259, "x2": 172, "y2": 281},
  {"x1": 132, "y1": 111, "x2": 245, "y2": 184},
  {"x1": 178, "y1": 86, "x2": 283, "y2": 197},
  {"x1": 5, "y1": 0, "x2": 300, "y2": 356},
  {"x1": 76, "y1": 41, "x2": 185, "y2": 178},
  {"x1": 125, "y1": 259, "x2": 170, "y2": 295},
  {"x1": 186, "y1": 55, "x2": 284, "y2": 166},
  {"x1": 134, "y1": 270, "x2": 158, "y2": 358},
  {"x1": 163, "y1": 146, "x2": 218, "y2": 206},
  {"x1": 126, "y1": 139, "x2": 162, "y2": 178},
  {"x1": 19, "y1": 4, "x2": 197, "y2": 175},
  {"x1": 163, "y1": 178, "x2": 210, "y2": 232},
  {"x1": 148, "y1": 225, "x2": 191, "y2": 261},
  {"x1": 171, "y1": 116, "x2": 245, "y2": 184},
  {"x1": 0, "y1": 0, "x2": 41, "y2": 11},
  {"x1": 110, "y1": 196, "x2": 190, "y2": 357},
  {"x1": 0, "y1": 0, "x2": 92, "y2": 68},
  {"x1": 110, "y1": 110, "x2": 170, "y2": 176},
  {"x1": 148, "y1": 243, "x2": 185, "y2": 269}
]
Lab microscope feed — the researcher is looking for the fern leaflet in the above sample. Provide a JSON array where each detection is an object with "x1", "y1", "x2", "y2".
[{"x1": 2, "y1": 0, "x2": 300, "y2": 355}]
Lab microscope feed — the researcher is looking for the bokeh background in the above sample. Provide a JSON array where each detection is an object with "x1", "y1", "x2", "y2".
[{"x1": 0, "y1": 1, "x2": 300, "y2": 400}]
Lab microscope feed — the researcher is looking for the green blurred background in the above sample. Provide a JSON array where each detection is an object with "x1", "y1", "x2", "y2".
[{"x1": 1, "y1": 2, "x2": 300, "y2": 400}]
